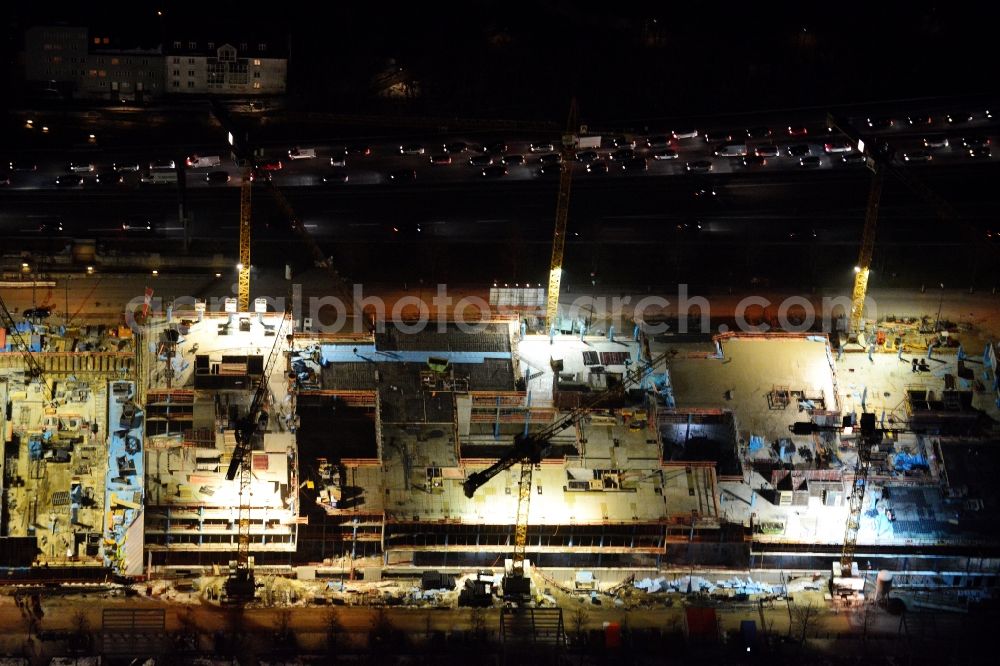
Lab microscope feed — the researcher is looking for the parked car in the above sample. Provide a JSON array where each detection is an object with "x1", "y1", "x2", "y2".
[
  {"x1": 94, "y1": 169, "x2": 123, "y2": 186},
  {"x1": 205, "y1": 170, "x2": 231, "y2": 184},
  {"x1": 482, "y1": 142, "x2": 508, "y2": 155},
  {"x1": 586, "y1": 160, "x2": 609, "y2": 174},
  {"x1": 646, "y1": 135, "x2": 670, "y2": 148},
  {"x1": 399, "y1": 144, "x2": 425, "y2": 155},
  {"x1": 903, "y1": 150, "x2": 933, "y2": 162},
  {"x1": 685, "y1": 160, "x2": 713, "y2": 173},
  {"x1": 823, "y1": 141, "x2": 853, "y2": 154},
  {"x1": 742, "y1": 155, "x2": 766, "y2": 167},
  {"x1": 68, "y1": 162, "x2": 95, "y2": 173},
  {"x1": 923, "y1": 137, "x2": 949, "y2": 149},
  {"x1": 481, "y1": 165, "x2": 508, "y2": 178},
  {"x1": 786, "y1": 144, "x2": 810, "y2": 157},
  {"x1": 672, "y1": 128, "x2": 699, "y2": 139},
  {"x1": 23, "y1": 307, "x2": 52, "y2": 319},
  {"x1": 55, "y1": 174, "x2": 84, "y2": 187},
  {"x1": 866, "y1": 117, "x2": 895, "y2": 129},
  {"x1": 530, "y1": 142, "x2": 554, "y2": 153},
  {"x1": 186, "y1": 154, "x2": 222, "y2": 168},
  {"x1": 287, "y1": 146, "x2": 316, "y2": 160},
  {"x1": 322, "y1": 171, "x2": 349, "y2": 184},
  {"x1": 960, "y1": 136, "x2": 990, "y2": 149},
  {"x1": 469, "y1": 154, "x2": 494, "y2": 167},
  {"x1": 652, "y1": 148, "x2": 678, "y2": 160},
  {"x1": 114, "y1": 161, "x2": 140, "y2": 172},
  {"x1": 799, "y1": 155, "x2": 821, "y2": 168},
  {"x1": 946, "y1": 111, "x2": 973, "y2": 124},
  {"x1": 576, "y1": 150, "x2": 599, "y2": 163},
  {"x1": 621, "y1": 157, "x2": 647, "y2": 172},
  {"x1": 611, "y1": 137, "x2": 637, "y2": 149},
  {"x1": 9, "y1": 159, "x2": 38, "y2": 171},
  {"x1": 538, "y1": 153, "x2": 563, "y2": 165},
  {"x1": 122, "y1": 220, "x2": 153, "y2": 231},
  {"x1": 968, "y1": 146, "x2": 991, "y2": 159},
  {"x1": 841, "y1": 153, "x2": 866, "y2": 165},
  {"x1": 444, "y1": 142, "x2": 468, "y2": 154},
  {"x1": 260, "y1": 159, "x2": 283, "y2": 171},
  {"x1": 755, "y1": 144, "x2": 779, "y2": 158},
  {"x1": 714, "y1": 143, "x2": 747, "y2": 157},
  {"x1": 609, "y1": 148, "x2": 635, "y2": 161},
  {"x1": 387, "y1": 169, "x2": 416, "y2": 182},
  {"x1": 787, "y1": 125, "x2": 809, "y2": 136},
  {"x1": 745, "y1": 127, "x2": 772, "y2": 139},
  {"x1": 429, "y1": 153, "x2": 452, "y2": 165},
  {"x1": 907, "y1": 114, "x2": 934, "y2": 126},
  {"x1": 502, "y1": 154, "x2": 525, "y2": 165}
]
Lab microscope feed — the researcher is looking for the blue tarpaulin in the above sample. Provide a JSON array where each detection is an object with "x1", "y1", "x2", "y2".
[
  {"x1": 893, "y1": 452, "x2": 928, "y2": 471},
  {"x1": 748, "y1": 435, "x2": 764, "y2": 453}
]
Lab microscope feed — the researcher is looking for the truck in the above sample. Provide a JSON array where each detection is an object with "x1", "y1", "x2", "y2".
[
  {"x1": 185, "y1": 154, "x2": 222, "y2": 168},
  {"x1": 575, "y1": 135, "x2": 602, "y2": 150}
]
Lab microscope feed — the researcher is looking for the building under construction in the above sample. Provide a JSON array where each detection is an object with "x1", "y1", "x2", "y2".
[{"x1": 3, "y1": 299, "x2": 1000, "y2": 601}]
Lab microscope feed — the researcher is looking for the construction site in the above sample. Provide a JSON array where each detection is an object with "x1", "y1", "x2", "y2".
[{"x1": 1, "y1": 106, "x2": 1000, "y2": 663}]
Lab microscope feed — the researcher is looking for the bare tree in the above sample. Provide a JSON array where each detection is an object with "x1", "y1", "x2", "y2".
[
  {"x1": 570, "y1": 605, "x2": 589, "y2": 642},
  {"x1": 325, "y1": 606, "x2": 345, "y2": 654},
  {"x1": 469, "y1": 606, "x2": 489, "y2": 641},
  {"x1": 790, "y1": 601, "x2": 820, "y2": 642}
]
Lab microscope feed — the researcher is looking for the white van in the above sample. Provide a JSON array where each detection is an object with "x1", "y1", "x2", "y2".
[
  {"x1": 186, "y1": 154, "x2": 222, "y2": 168},
  {"x1": 288, "y1": 147, "x2": 317, "y2": 160},
  {"x1": 714, "y1": 142, "x2": 748, "y2": 157}
]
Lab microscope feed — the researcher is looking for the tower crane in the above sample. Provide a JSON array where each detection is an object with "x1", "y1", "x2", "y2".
[
  {"x1": 222, "y1": 311, "x2": 290, "y2": 603},
  {"x1": 463, "y1": 352, "x2": 664, "y2": 601},
  {"x1": 545, "y1": 99, "x2": 579, "y2": 332},
  {"x1": 0, "y1": 294, "x2": 49, "y2": 398},
  {"x1": 211, "y1": 99, "x2": 355, "y2": 316},
  {"x1": 826, "y1": 113, "x2": 969, "y2": 339},
  {"x1": 791, "y1": 412, "x2": 885, "y2": 587}
]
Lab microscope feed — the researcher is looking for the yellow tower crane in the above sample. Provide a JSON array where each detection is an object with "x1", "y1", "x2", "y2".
[
  {"x1": 545, "y1": 99, "x2": 579, "y2": 332},
  {"x1": 237, "y1": 167, "x2": 252, "y2": 312}
]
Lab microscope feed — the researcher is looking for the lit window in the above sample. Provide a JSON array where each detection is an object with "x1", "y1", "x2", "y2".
[
  {"x1": 253, "y1": 81, "x2": 261, "y2": 89},
  {"x1": 99, "y1": 70, "x2": 106, "y2": 77},
  {"x1": 258, "y1": 43, "x2": 266, "y2": 51},
  {"x1": 173, "y1": 41, "x2": 181, "y2": 49},
  {"x1": 253, "y1": 59, "x2": 261, "y2": 66},
  {"x1": 188, "y1": 41, "x2": 196, "y2": 49},
  {"x1": 89, "y1": 69, "x2": 98, "y2": 77},
  {"x1": 93, "y1": 37, "x2": 101, "y2": 44},
  {"x1": 103, "y1": 37, "x2": 109, "y2": 44},
  {"x1": 111, "y1": 58, "x2": 119, "y2": 65}
]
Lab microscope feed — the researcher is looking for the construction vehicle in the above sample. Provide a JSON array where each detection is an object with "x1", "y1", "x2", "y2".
[{"x1": 463, "y1": 352, "x2": 663, "y2": 602}]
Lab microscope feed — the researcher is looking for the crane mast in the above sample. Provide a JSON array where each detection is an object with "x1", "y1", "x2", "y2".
[{"x1": 545, "y1": 99, "x2": 579, "y2": 332}]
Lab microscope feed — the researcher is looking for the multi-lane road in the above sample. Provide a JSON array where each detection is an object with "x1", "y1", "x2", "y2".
[{"x1": 2, "y1": 100, "x2": 999, "y2": 289}]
